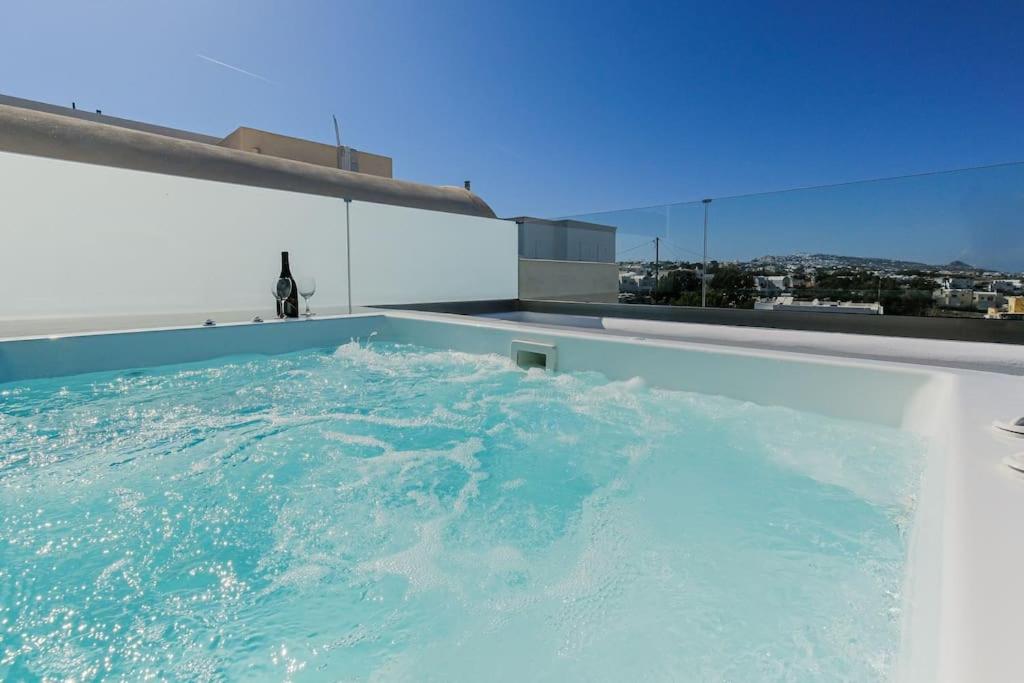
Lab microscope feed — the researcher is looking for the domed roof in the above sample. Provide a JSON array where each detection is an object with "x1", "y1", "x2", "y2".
[{"x1": 0, "y1": 103, "x2": 496, "y2": 218}]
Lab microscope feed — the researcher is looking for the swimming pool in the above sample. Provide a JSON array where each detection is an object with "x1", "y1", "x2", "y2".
[{"x1": 1, "y1": 311, "x2": 1022, "y2": 681}]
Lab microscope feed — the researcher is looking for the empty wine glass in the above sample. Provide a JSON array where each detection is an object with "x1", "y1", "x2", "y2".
[
  {"x1": 272, "y1": 277, "x2": 292, "y2": 318},
  {"x1": 297, "y1": 276, "x2": 317, "y2": 317}
]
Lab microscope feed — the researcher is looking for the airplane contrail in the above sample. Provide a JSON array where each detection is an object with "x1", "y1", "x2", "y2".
[{"x1": 196, "y1": 53, "x2": 275, "y2": 84}]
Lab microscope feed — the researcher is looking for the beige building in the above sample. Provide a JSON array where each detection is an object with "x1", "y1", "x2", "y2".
[
  {"x1": 218, "y1": 126, "x2": 392, "y2": 178},
  {"x1": 987, "y1": 296, "x2": 1024, "y2": 320}
]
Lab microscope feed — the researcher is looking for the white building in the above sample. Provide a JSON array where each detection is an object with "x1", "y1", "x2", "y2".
[
  {"x1": 937, "y1": 276, "x2": 975, "y2": 290},
  {"x1": 972, "y1": 291, "x2": 1005, "y2": 312},
  {"x1": 934, "y1": 288, "x2": 974, "y2": 309},
  {"x1": 754, "y1": 296, "x2": 883, "y2": 315},
  {"x1": 619, "y1": 272, "x2": 653, "y2": 294},
  {"x1": 990, "y1": 279, "x2": 1024, "y2": 295},
  {"x1": 754, "y1": 275, "x2": 791, "y2": 293}
]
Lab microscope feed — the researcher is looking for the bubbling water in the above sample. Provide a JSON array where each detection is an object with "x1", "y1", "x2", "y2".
[{"x1": 0, "y1": 341, "x2": 924, "y2": 681}]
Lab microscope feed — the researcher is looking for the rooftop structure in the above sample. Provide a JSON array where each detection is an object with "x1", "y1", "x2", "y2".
[
  {"x1": 513, "y1": 217, "x2": 619, "y2": 303},
  {"x1": 218, "y1": 126, "x2": 392, "y2": 178},
  {"x1": 512, "y1": 217, "x2": 616, "y2": 263}
]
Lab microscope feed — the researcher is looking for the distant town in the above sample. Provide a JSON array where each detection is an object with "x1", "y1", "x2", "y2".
[{"x1": 618, "y1": 252, "x2": 1024, "y2": 319}]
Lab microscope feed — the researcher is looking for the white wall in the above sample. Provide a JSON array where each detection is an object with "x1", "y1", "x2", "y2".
[
  {"x1": 1, "y1": 151, "x2": 517, "y2": 322},
  {"x1": 349, "y1": 200, "x2": 517, "y2": 306},
  {"x1": 2, "y1": 151, "x2": 347, "y2": 320}
]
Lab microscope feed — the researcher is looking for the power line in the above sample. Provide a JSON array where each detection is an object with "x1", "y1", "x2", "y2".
[
  {"x1": 615, "y1": 239, "x2": 656, "y2": 258},
  {"x1": 656, "y1": 244, "x2": 689, "y2": 261},
  {"x1": 617, "y1": 237, "x2": 707, "y2": 262},
  {"x1": 660, "y1": 239, "x2": 704, "y2": 260}
]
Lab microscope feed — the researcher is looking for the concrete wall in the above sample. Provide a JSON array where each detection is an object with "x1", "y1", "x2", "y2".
[
  {"x1": 1, "y1": 151, "x2": 516, "y2": 324},
  {"x1": 353, "y1": 151, "x2": 393, "y2": 178},
  {"x1": 518, "y1": 258, "x2": 619, "y2": 303}
]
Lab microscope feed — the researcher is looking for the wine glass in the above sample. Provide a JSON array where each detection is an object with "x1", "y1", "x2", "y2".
[
  {"x1": 272, "y1": 277, "x2": 292, "y2": 318},
  {"x1": 297, "y1": 277, "x2": 317, "y2": 317}
]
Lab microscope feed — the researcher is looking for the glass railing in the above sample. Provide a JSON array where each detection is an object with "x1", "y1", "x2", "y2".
[{"x1": 548, "y1": 162, "x2": 1024, "y2": 319}]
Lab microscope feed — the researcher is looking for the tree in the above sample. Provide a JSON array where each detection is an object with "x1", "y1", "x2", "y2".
[
  {"x1": 672, "y1": 265, "x2": 754, "y2": 308},
  {"x1": 655, "y1": 269, "x2": 701, "y2": 301}
]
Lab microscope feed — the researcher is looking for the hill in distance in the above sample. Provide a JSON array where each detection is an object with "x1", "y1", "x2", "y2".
[{"x1": 749, "y1": 253, "x2": 984, "y2": 272}]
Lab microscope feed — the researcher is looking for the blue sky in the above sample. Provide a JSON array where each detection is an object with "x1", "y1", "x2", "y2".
[{"x1": 2, "y1": 1, "x2": 1022, "y2": 269}]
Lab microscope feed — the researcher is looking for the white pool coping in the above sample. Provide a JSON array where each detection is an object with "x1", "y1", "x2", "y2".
[
  {"x1": 0, "y1": 304, "x2": 362, "y2": 338},
  {"x1": 2, "y1": 309, "x2": 1023, "y2": 682},
  {"x1": 477, "y1": 310, "x2": 1024, "y2": 376}
]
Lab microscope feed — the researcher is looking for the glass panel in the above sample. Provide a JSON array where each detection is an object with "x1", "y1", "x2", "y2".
[
  {"x1": 709, "y1": 162, "x2": 1024, "y2": 317},
  {"x1": 554, "y1": 162, "x2": 1024, "y2": 317},
  {"x1": 563, "y1": 200, "x2": 706, "y2": 304}
]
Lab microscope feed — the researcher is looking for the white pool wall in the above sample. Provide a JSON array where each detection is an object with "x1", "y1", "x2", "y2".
[
  {"x1": 1, "y1": 311, "x2": 938, "y2": 430},
  {"x1": 480, "y1": 310, "x2": 1024, "y2": 376},
  {"x1": 0, "y1": 315, "x2": 386, "y2": 382},
  {"x1": 383, "y1": 312, "x2": 941, "y2": 430}
]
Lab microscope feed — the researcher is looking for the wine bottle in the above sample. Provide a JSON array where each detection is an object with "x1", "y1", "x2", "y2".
[{"x1": 278, "y1": 251, "x2": 299, "y2": 318}]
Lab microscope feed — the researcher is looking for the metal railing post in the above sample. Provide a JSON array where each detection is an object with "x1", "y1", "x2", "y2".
[
  {"x1": 702, "y1": 198, "x2": 712, "y2": 307},
  {"x1": 345, "y1": 198, "x2": 352, "y2": 314}
]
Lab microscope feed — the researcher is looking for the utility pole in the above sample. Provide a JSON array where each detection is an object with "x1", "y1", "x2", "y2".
[
  {"x1": 702, "y1": 198, "x2": 712, "y2": 307},
  {"x1": 654, "y1": 237, "x2": 660, "y2": 303}
]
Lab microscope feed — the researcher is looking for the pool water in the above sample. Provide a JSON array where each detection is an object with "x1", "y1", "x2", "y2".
[{"x1": 0, "y1": 341, "x2": 925, "y2": 681}]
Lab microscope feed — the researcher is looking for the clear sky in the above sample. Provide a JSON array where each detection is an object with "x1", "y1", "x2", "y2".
[{"x1": 2, "y1": 1, "x2": 1022, "y2": 269}]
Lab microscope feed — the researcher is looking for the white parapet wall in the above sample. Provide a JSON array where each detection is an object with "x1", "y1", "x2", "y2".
[
  {"x1": 1, "y1": 150, "x2": 348, "y2": 320},
  {"x1": 1, "y1": 150, "x2": 517, "y2": 325},
  {"x1": 349, "y1": 200, "x2": 517, "y2": 306}
]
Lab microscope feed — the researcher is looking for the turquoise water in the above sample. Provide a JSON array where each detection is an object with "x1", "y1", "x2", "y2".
[{"x1": 0, "y1": 341, "x2": 924, "y2": 681}]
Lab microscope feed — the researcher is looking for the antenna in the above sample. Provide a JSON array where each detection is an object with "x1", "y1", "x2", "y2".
[{"x1": 333, "y1": 114, "x2": 352, "y2": 171}]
